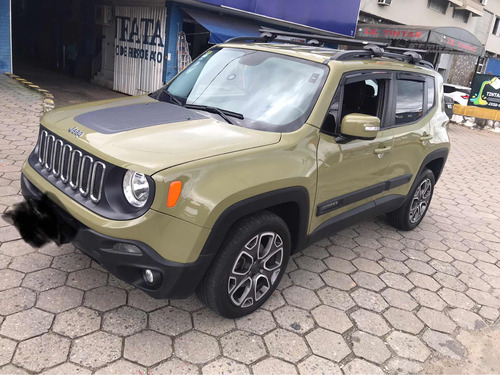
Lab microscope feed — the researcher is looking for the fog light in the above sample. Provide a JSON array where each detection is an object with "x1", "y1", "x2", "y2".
[
  {"x1": 113, "y1": 243, "x2": 142, "y2": 255},
  {"x1": 144, "y1": 269, "x2": 155, "y2": 284}
]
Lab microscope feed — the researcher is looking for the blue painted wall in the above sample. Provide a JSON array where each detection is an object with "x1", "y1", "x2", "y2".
[
  {"x1": 0, "y1": 0, "x2": 11, "y2": 72},
  {"x1": 486, "y1": 58, "x2": 500, "y2": 76}
]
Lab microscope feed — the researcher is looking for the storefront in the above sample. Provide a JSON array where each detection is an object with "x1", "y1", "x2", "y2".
[{"x1": 93, "y1": 0, "x2": 362, "y2": 95}]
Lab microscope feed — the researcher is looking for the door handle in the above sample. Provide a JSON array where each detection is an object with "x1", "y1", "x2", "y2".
[
  {"x1": 374, "y1": 146, "x2": 392, "y2": 154},
  {"x1": 420, "y1": 134, "x2": 433, "y2": 142}
]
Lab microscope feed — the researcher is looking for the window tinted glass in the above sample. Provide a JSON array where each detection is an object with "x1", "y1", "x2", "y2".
[
  {"x1": 395, "y1": 80, "x2": 424, "y2": 125},
  {"x1": 341, "y1": 79, "x2": 383, "y2": 121},
  {"x1": 427, "y1": 78, "x2": 435, "y2": 110}
]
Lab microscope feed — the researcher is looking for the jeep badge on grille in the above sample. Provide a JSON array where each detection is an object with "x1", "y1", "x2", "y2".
[{"x1": 68, "y1": 127, "x2": 84, "y2": 138}]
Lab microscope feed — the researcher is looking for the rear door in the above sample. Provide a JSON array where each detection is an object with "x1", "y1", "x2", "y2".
[{"x1": 384, "y1": 73, "x2": 436, "y2": 197}]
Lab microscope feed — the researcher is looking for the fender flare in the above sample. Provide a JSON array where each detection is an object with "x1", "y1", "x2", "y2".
[
  {"x1": 199, "y1": 186, "x2": 310, "y2": 257},
  {"x1": 416, "y1": 148, "x2": 449, "y2": 183}
]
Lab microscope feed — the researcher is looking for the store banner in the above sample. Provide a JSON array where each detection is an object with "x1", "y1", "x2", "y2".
[
  {"x1": 469, "y1": 74, "x2": 500, "y2": 109},
  {"x1": 114, "y1": 6, "x2": 167, "y2": 95}
]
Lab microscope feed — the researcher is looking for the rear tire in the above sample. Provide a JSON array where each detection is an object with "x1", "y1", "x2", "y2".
[
  {"x1": 386, "y1": 169, "x2": 435, "y2": 231},
  {"x1": 197, "y1": 211, "x2": 290, "y2": 318}
]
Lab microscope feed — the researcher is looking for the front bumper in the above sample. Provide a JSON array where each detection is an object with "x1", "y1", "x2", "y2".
[{"x1": 21, "y1": 174, "x2": 214, "y2": 299}]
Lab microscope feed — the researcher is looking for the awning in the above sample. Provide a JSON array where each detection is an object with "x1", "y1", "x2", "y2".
[
  {"x1": 357, "y1": 24, "x2": 485, "y2": 56},
  {"x1": 184, "y1": 9, "x2": 260, "y2": 44}
]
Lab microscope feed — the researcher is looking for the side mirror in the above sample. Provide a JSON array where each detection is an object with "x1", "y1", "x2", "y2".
[{"x1": 340, "y1": 114, "x2": 381, "y2": 140}]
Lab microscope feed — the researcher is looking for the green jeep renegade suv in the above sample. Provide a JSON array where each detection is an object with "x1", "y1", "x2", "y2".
[{"x1": 12, "y1": 32, "x2": 449, "y2": 318}]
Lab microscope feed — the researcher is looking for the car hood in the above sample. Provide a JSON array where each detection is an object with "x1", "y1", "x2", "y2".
[{"x1": 40, "y1": 96, "x2": 281, "y2": 175}]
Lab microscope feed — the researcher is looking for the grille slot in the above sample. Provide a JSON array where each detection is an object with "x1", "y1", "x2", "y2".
[{"x1": 37, "y1": 130, "x2": 105, "y2": 203}]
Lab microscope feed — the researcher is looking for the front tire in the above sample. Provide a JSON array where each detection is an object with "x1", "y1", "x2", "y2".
[
  {"x1": 386, "y1": 169, "x2": 435, "y2": 231},
  {"x1": 197, "y1": 211, "x2": 290, "y2": 318}
]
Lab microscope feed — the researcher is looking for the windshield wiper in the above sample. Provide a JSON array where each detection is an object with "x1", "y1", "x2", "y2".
[
  {"x1": 152, "y1": 88, "x2": 183, "y2": 106},
  {"x1": 184, "y1": 104, "x2": 244, "y2": 125}
]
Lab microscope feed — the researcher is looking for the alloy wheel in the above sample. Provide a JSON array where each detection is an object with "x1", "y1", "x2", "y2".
[{"x1": 409, "y1": 178, "x2": 432, "y2": 224}]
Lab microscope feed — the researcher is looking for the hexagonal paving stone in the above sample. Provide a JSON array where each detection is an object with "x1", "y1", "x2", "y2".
[
  {"x1": 0, "y1": 337, "x2": 16, "y2": 366},
  {"x1": 127, "y1": 289, "x2": 168, "y2": 312},
  {"x1": 379, "y1": 259, "x2": 410, "y2": 275},
  {"x1": 433, "y1": 272, "x2": 466, "y2": 292},
  {"x1": 342, "y1": 359, "x2": 384, "y2": 375},
  {"x1": 382, "y1": 288, "x2": 418, "y2": 311},
  {"x1": 298, "y1": 355, "x2": 342, "y2": 375},
  {"x1": 0, "y1": 269, "x2": 23, "y2": 291},
  {"x1": 429, "y1": 259, "x2": 460, "y2": 276},
  {"x1": 448, "y1": 308, "x2": 487, "y2": 330},
  {"x1": 320, "y1": 270, "x2": 355, "y2": 290},
  {"x1": 66, "y1": 268, "x2": 107, "y2": 291},
  {"x1": 93, "y1": 360, "x2": 146, "y2": 375},
  {"x1": 411, "y1": 288, "x2": 447, "y2": 311},
  {"x1": 236, "y1": 309, "x2": 277, "y2": 335},
  {"x1": 351, "y1": 288, "x2": 389, "y2": 312},
  {"x1": 51, "y1": 253, "x2": 90, "y2": 272},
  {"x1": 274, "y1": 305, "x2": 314, "y2": 334},
  {"x1": 405, "y1": 259, "x2": 436, "y2": 275},
  {"x1": 295, "y1": 255, "x2": 328, "y2": 273},
  {"x1": 0, "y1": 240, "x2": 35, "y2": 257},
  {"x1": 323, "y1": 257, "x2": 356, "y2": 274},
  {"x1": 13, "y1": 333, "x2": 70, "y2": 373},
  {"x1": 380, "y1": 272, "x2": 414, "y2": 291},
  {"x1": 39, "y1": 363, "x2": 91, "y2": 375},
  {"x1": 70, "y1": 332, "x2": 122, "y2": 368},
  {"x1": 252, "y1": 358, "x2": 297, "y2": 375},
  {"x1": 10, "y1": 252, "x2": 51, "y2": 274},
  {"x1": 221, "y1": 330, "x2": 266, "y2": 365},
  {"x1": 479, "y1": 306, "x2": 499, "y2": 321},
  {"x1": 150, "y1": 306, "x2": 193, "y2": 336},
  {"x1": 306, "y1": 328, "x2": 351, "y2": 362},
  {"x1": 422, "y1": 329, "x2": 466, "y2": 360},
  {"x1": 466, "y1": 289, "x2": 500, "y2": 308},
  {"x1": 407, "y1": 272, "x2": 440, "y2": 291},
  {"x1": 151, "y1": 358, "x2": 200, "y2": 375},
  {"x1": 317, "y1": 287, "x2": 355, "y2": 310},
  {"x1": 282, "y1": 285, "x2": 320, "y2": 309},
  {"x1": 438, "y1": 288, "x2": 475, "y2": 310},
  {"x1": 264, "y1": 328, "x2": 309, "y2": 362},
  {"x1": 38, "y1": 243, "x2": 75, "y2": 257},
  {"x1": 350, "y1": 309, "x2": 390, "y2": 336},
  {"x1": 102, "y1": 306, "x2": 147, "y2": 336},
  {"x1": 311, "y1": 305, "x2": 352, "y2": 333},
  {"x1": 352, "y1": 258, "x2": 383, "y2": 274},
  {"x1": 289, "y1": 269, "x2": 325, "y2": 290},
  {"x1": 21, "y1": 268, "x2": 66, "y2": 292},
  {"x1": 454, "y1": 261, "x2": 483, "y2": 278},
  {"x1": 351, "y1": 331, "x2": 390, "y2": 364},
  {"x1": 175, "y1": 331, "x2": 220, "y2": 365},
  {"x1": 203, "y1": 358, "x2": 250, "y2": 375},
  {"x1": 0, "y1": 308, "x2": 53, "y2": 340},
  {"x1": 36, "y1": 286, "x2": 84, "y2": 313},
  {"x1": 193, "y1": 308, "x2": 235, "y2": 336},
  {"x1": 383, "y1": 308, "x2": 424, "y2": 334},
  {"x1": 352, "y1": 271, "x2": 386, "y2": 291},
  {"x1": 384, "y1": 357, "x2": 423, "y2": 375},
  {"x1": 386, "y1": 331, "x2": 431, "y2": 362},
  {"x1": 83, "y1": 286, "x2": 126, "y2": 312},
  {"x1": 124, "y1": 330, "x2": 172, "y2": 366},
  {"x1": 417, "y1": 307, "x2": 456, "y2": 334},
  {"x1": 53, "y1": 307, "x2": 101, "y2": 338}
]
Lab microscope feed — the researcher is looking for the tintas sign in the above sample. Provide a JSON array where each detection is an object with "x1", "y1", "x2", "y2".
[
  {"x1": 198, "y1": 0, "x2": 361, "y2": 37},
  {"x1": 114, "y1": 6, "x2": 167, "y2": 95},
  {"x1": 469, "y1": 74, "x2": 500, "y2": 109}
]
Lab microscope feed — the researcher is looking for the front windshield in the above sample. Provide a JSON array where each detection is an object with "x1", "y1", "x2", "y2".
[{"x1": 153, "y1": 48, "x2": 328, "y2": 132}]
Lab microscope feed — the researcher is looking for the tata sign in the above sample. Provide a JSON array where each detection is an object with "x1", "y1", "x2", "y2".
[
  {"x1": 469, "y1": 74, "x2": 500, "y2": 109},
  {"x1": 198, "y1": 0, "x2": 362, "y2": 37}
]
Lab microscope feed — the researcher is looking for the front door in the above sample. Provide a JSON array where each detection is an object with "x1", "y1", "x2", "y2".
[{"x1": 312, "y1": 72, "x2": 394, "y2": 232}]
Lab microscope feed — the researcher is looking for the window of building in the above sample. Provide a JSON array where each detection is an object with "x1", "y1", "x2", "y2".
[
  {"x1": 395, "y1": 80, "x2": 424, "y2": 125},
  {"x1": 428, "y1": 0, "x2": 448, "y2": 14},
  {"x1": 453, "y1": 8, "x2": 470, "y2": 23},
  {"x1": 493, "y1": 17, "x2": 500, "y2": 36}
]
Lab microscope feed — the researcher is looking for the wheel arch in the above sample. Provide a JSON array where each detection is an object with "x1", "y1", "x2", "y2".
[
  {"x1": 418, "y1": 148, "x2": 449, "y2": 183},
  {"x1": 199, "y1": 187, "x2": 310, "y2": 258}
]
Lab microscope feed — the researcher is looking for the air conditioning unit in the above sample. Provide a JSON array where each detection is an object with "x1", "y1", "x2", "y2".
[
  {"x1": 378, "y1": 0, "x2": 392, "y2": 5},
  {"x1": 95, "y1": 5, "x2": 113, "y2": 26}
]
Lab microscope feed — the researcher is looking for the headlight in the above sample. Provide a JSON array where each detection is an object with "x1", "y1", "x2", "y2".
[{"x1": 123, "y1": 170, "x2": 149, "y2": 208}]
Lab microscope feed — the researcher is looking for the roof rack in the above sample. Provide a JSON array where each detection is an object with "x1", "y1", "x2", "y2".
[{"x1": 224, "y1": 28, "x2": 434, "y2": 69}]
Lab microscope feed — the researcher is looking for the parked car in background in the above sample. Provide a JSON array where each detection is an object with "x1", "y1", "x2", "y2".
[
  {"x1": 444, "y1": 96, "x2": 455, "y2": 118},
  {"x1": 443, "y1": 83, "x2": 471, "y2": 106}
]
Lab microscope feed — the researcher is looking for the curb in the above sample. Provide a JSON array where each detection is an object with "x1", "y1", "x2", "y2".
[{"x1": 4, "y1": 72, "x2": 55, "y2": 113}]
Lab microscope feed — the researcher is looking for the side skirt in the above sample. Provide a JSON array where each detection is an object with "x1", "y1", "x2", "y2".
[{"x1": 306, "y1": 194, "x2": 405, "y2": 247}]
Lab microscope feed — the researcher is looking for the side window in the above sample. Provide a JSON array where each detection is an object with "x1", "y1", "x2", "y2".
[
  {"x1": 395, "y1": 80, "x2": 424, "y2": 125},
  {"x1": 427, "y1": 77, "x2": 435, "y2": 110},
  {"x1": 341, "y1": 79, "x2": 384, "y2": 121}
]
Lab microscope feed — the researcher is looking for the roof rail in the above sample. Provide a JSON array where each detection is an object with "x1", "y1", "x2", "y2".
[{"x1": 223, "y1": 28, "x2": 434, "y2": 69}]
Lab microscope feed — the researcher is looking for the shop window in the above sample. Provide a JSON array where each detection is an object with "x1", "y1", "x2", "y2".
[
  {"x1": 395, "y1": 80, "x2": 424, "y2": 125},
  {"x1": 341, "y1": 79, "x2": 385, "y2": 121},
  {"x1": 453, "y1": 8, "x2": 470, "y2": 23},
  {"x1": 493, "y1": 17, "x2": 500, "y2": 36},
  {"x1": 428, "y1": 0, "x2": 448, "y2": 14}
]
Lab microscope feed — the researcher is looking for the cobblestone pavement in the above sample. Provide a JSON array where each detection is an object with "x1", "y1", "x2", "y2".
[{"x1": 1, "y1": 73, "x2": 500, "y2": 375}]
